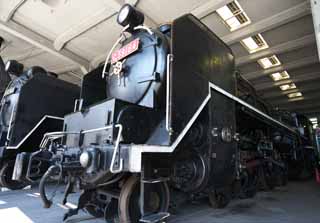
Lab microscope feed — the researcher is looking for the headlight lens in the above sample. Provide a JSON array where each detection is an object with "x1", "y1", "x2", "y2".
[
  {"x1": 118, "y1": 5, "x2": 130, "y2": 24},
  {"x1": 117, "y1": 4, "x2": 144, "y2": 29},
  {"x1": 5, "y1": 61, "x2": 11, "y2": 72}
]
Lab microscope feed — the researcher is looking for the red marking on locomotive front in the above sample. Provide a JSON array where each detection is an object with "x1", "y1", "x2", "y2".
[{"x1": 111, "y1": 38, "x2": 140, "y2": 64}]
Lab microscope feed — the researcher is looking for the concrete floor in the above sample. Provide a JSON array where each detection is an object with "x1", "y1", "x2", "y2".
[{"x1": 0, "y1": 181, "x2": 319, "y2": 223}]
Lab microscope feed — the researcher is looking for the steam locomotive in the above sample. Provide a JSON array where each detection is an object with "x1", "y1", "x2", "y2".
[
  {"x1": 0, "y1": 55, "x2": 80, "y2": 190},
  {"x1": 236, "y1": 74, "x2": 316, "y2": 195},
  {"x1": 0, "y1": 57, "x2": 12, "y2": 99},
  {"x1": 16, "y1": 4, "x2": 316, "y2": 222},
  {"x1": 314, "y1": 128, "x2": 320, "y2": 183}
]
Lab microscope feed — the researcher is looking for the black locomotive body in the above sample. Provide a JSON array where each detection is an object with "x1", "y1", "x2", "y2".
[
  {"x1": 0, "y1": 60, "x2": 80, "y2": 190},
  {"x1": 22, "y1": 4, "x2": 316, "y2": 223},
  {"x1": 0, "y1": 56, "x2": 13, "y2": 99},
  {"x1": 236, "y1": 75, "x2": 316, "y2": 194}
]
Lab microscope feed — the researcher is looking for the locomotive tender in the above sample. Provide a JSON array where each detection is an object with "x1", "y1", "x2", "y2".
[
  {"x1": 0, "y1": 57, "x2": 80, "y2": 190},
  {"x1": 20, "y1": 4, "x2": 316, "y2": 222},
  {"x1": 236, "y1": 74, "x2": 316, "y2": 194}
]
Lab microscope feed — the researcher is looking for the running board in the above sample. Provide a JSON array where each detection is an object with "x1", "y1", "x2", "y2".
[{"x1": 140, "y1": 212, "x2": 170, "y2": 223}]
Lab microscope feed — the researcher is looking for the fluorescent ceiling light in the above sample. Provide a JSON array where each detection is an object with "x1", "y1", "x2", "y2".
[
  {"x1": 287, "y1": 92, "x2": 302, "y2": 98},
  {"x1": 216, "y1": 1, "x2": 251, "y2": 31},
  {"x1": 310, "y1": 118, "x2": 318, "y2": 122},
  {"x1": 270, "y1": 71, "x2": 290, "y2": 81},
  {"x1": 280, "y1": 83, "x2": 296, "y2": 91},
  {"x1": 258, "y1": 55, "x2": 281, "y2": 69},
  {"x1": 241, "y1": 34, "x2": 269, "y2": 53}
]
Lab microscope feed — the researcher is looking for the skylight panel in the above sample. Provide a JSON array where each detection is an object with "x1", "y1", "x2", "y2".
[
  {"x1": 241, "y1": 34, "x2": 269, "y2": 53},
  {"x1": 287, "y1": 92, "x2": 302, "y2": 98},
  {"x1": 258, "y1": 55, "x2": 281, "y2": 69},
  {"x1": 310, "y1": 117, "x2": 318, "y2": 122},
  {"x1": 216, "y1": 0, "x2": 251, "y2": 31},
  {"x1": 279, "y1": 83, "x2": 296, "y2": 91},
  {"x1": 270, "y1": 71, "x2": 290, "y2": 81},
  {"x1": 310, "y1": 118, "x2": 318, "y2": 127}
]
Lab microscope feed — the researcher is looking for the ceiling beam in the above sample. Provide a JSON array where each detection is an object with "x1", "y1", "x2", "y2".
[
  {"x1": 58, "y1": 71, "x2": 82, "y2": 81},
  {"x1": 290, "y1": 106, "x2": 320, "y2": 114},
  {"x1": 302, "y1": 111, "x2": 320, "y2": 116},
  {"x1": 191, "y1": 0, "x2": 233, "y2": 19},
  {"x1": 58, "y1": 73, "x2": 82, "y2": 86},
  {"x1": 303, "y1": 111, "x2": 320, "y2": 117},
  {"x1": 295, "y1": 107, "x2": 320, "y2": 114},
  {"x1": 0, "y1": 20, "x2": 90, "y2": 73},
  {"x1": 254, "y1": 71, "x2": 320, "y2": 91},
  {"x1": 236, "y1": 34, "x2": 316, "y2": 66},
  {"x1": 222, "y1": 2, "x2": 311, "y2": 45},
  {"x1": 90, "y1": 0, "x2": 233, "y2": 69},
  {"x1": 90, "y1": 54, "x2": 107, "y2": 69},
  {"x1": 53, "y1": 0, "x2": 144, "y2": 51},
  {"x1": 262, "y1": 84, "x2": 320, "y2": 99},
  {"x1": 67, "y1": 71, "x2": 83, "y2": 80},
  {"x1": 88, "y1": 1, "x2": 159, "y2": 70},
  {"x1": 0, "y1": 0, "x2": 27, "y2": 22},
  {"x1": 282, "y1": 101, "x2": 320, "y2": 111},
  {"x1": 54, "y1": 3, "x2": 120, "y2": 51},
  {"x1": 51, "y1": 64, "x2": 82, "y2": 75},
  {"x1": 243, "y1": 55, "x2": 319, "y2": 80},
  {"x1": 272, "y1": 92, "x2": 320, "y2": 105},
  {"x1": 3, "y1": 47, "x2": 44, "y2": 62}
]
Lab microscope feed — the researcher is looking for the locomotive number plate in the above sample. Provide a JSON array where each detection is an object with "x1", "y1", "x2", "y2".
[{"x1": 111, "y1": 38, "x2": 140, "y2": 64}]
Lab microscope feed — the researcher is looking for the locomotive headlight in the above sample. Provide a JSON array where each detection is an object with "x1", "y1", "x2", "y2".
[
  {"x1": 0, "y1": 36, "x2": 3, "y2": 48},
  {"x1": 221, "y1": 127, "x2": 233, "y2": 143},
  {"x1": 117, "y1": 4, "x2": 144, "y2": 29},
  {"x1": 5, "y1": 60, "x2": 11, "y2": 71},
  {"x1": 5, "y1": 60, "x2": 24, "y2": 76},
  {"x1": 118, "y1": 5, "x2": 130, "y2": 25},
  {"x1": 80, "y1": 151, "x2": 91, "y2": 168}
]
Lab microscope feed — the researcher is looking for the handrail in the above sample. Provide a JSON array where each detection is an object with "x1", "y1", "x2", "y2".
[
  {"x1": 39, "y1": 124, "x2": 124, "y2": 173},
  {"x1": 165, "y1": 54, "x2": 173, "y2": 134},
  {"x1": 6, "y1": 102, "x2": 16, "y2": 141}
]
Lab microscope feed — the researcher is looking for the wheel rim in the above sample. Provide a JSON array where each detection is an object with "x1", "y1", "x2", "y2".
[
  {"x1": 172, "y1": 151, "x2": 207, "y2": 193},
  {"x1": 119, "y1": 176, "x2": 170, "y2": 223}
]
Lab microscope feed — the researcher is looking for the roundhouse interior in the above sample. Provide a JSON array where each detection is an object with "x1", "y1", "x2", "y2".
[
  {"x1": 0, "y1": 0, "x2": 320, "y2": 223},
  {"x1": 0, "y1": 0, "x2": 319, "y2": 124}
]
